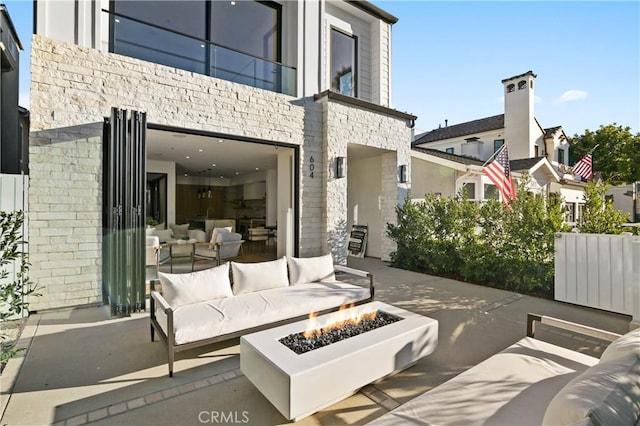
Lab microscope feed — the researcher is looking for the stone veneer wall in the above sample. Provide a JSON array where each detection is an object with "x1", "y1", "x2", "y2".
[
  {"x1": 29, "y1": 36, "x2": 309, "y2": 310},
  {"x1": 29, "y1": 35, "x2": 411, "y2": 309},
  {"x1": 321, "y1": 97, "x2": 411, "y2": 263}
]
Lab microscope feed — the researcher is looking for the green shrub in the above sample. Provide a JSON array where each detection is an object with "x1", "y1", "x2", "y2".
[{"x1": 388, "y1": 175, "x2": 568, "y2": 297}]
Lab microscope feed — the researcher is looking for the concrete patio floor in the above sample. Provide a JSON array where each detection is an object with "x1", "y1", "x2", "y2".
[{"x1": 1, "y1": 258, "x2": 631, "y2": 425}]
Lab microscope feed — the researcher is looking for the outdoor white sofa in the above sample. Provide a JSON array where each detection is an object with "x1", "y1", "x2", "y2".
[
  {"x1": 370, "y1": 314, "x2": 640, "y2": 426},
  {"x1": 150, "y1": 255, "x2": 374, "y2": 377}
]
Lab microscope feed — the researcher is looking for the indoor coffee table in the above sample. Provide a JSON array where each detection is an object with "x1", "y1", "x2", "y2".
[{"x1": 240, "y1": 301, "x2": 438, "y2": 421}]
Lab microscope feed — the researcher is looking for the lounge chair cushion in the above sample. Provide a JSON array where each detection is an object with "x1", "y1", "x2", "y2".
[
  {"x1": 542, "y1": 349, "x2": 640, "y2": 426},
  {"x1": 370, "y1": 337, "x2": 598, "y2": 426},
  {"x1": 599, "y1": 327, "x2": 640, "y2": 363},
  {"x1": 159, "y1": 263, "x2": 232, "y2": 308},
  {"x1": 209, "y1": 227, "x2": 233, "y2": 248},
  {"x1": 287, "y1": 254, "x2": 336, "y2": 285},
  {"x1": 231, "y1": 257, "x2": 288, "y2": 295}
]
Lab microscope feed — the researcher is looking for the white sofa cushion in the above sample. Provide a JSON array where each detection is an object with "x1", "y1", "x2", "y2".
[
  {"x1": 287, "y1": 254, "x2": 336, "y2": 285},
  {"x1": 542, "y1": 349, "x2": 640, "y2": 426},
  {"x1": 170, "y1": 223, "x2": 189, "y2": 239},
  {"x1": 600, "y1": 328, "x2": 640, "y2": 363},
  {"x1": 369, "y1": 337, "x2": 599, "y2": 426},
  {"x1": 158, "y1": 263, "x2": 232, "y2": 308},
  {"x1": 153, "y1": 229, "x2": 173, "y2": 243},
  {"x1": 169, "y1": 281, "x2": 370, "y2": 345},
  {"x1": 231, "y1": 257, "x2": 289, "y2": 295}
]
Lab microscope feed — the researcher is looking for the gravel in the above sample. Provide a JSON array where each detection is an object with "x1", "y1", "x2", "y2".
[{"x1": 280, "y1": 310, "x2": 403, "y2": 355}]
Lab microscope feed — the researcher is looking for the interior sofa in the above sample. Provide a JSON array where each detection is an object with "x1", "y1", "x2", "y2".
[
  {"x1": 150, "y1": 255, "x2": 374, "y2": 377},
  {"x1": 370, "y1": 314, "x2": 640, "y2": 425}
]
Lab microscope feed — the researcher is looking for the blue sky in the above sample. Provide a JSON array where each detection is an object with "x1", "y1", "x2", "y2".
[
  {"x1": 374, "y1": 1, "x2": 640, "y2": 136},
  {"x1": 4, "y1": 1, "x2": 639, "y2": 137}
]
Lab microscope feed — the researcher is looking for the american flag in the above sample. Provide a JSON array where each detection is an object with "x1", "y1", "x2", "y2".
[
  {"x1": 483, "y1": 145, "x2": 516, "y2": 205},
  {"x1": 572, "y1": 154, "x2": 592, "y2": 180}
]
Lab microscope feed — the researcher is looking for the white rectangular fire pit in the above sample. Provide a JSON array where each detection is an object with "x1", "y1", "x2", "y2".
[{"x1": 240, "y1": 301, "x2": 438, "y2": 421}]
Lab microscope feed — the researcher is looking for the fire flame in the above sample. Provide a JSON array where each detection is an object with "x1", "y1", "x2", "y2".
[{"x1": 302, "y1": 303, "x2": 377, "y2": 339}]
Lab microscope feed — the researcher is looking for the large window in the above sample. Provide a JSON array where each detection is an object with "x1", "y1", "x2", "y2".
[
  {"x1": 462, "y1": 183, "x2": 476, "y2": 200},
  {"x1": 484, "y1": 184, "x2": 499, "y2": 200},
  {"x1": 110, "y1": 1, "x2": 293, "y2": 95},
  {"x1": 331, "y1": 28, "x2": 357, "y2": 97}
]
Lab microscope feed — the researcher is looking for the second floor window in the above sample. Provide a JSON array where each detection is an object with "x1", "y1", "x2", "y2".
[
  {"x1": 445, "y1": 147, "x2": 454, "y2": 154},
  {"x1": 494, "y1": 139, "x2": 504, "y2": 152},
  {"x1": 331, "y1": 28, "x2": 357, "y2": 97},
  {"x1": 110, "y1": 1, "x2": 293, "y2": 95},
  {"x1": 558, "y1": 148, "x2": 565, "y2": 164}
]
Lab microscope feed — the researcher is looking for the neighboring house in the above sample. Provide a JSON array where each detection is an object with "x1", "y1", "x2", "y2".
[
  {"x1": 606, "y1": 182, "x2": 640, "y2": 223},
  {"x1": 411, "y1": 71, "x2": 585, "y2": 221},
  {"x1": 30, "y1": 0, "x2": 415, "y2": 310},
  {"x1": 0, "y1": 4, "x2": 27, "y2": 175}
]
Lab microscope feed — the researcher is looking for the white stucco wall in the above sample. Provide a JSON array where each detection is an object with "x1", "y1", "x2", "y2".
[
  {"x1": 410, "y1": 157, "x2": 458, "y2": 199},
  {"x1": 321, "y1": 96, "x2": 411, "y2": 263},
  {"x1": 347, "y1": 155, "x2": 382, "y2": 258}
]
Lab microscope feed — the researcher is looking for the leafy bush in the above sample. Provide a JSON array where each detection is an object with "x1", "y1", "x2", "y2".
[
  {"x1": 1, "y1": 211, "x2": 39, "y2": 364},
  {"x1": 387, "y1": 175, "x2": 569, "y2": 298}
]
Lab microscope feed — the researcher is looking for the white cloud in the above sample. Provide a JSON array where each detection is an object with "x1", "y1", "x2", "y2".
[{"x1": 554, "y1": 90, "x2": 588, "y2": 104}]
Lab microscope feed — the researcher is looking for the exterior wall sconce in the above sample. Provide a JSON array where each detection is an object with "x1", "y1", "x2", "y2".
[
  {"x1": 399, "y1": 164, "x2": 407, "y2": 183},
  {"x1": 336, "y1": 156, "x2": 346, "y2": 178}
]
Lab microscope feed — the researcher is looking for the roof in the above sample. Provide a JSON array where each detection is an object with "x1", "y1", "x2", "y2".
[
  {"x1": 510, "y1": 157, "x2": 546, "y2": 171},
  {"x1": 0, "y1": 4, "x2": 23, "y2": 50},
  {"x1": 501, "y1": 70, "x2": 537, "y2": 83},
  {"x1": 412, "y1": 147, "x2": 484, "y2": 166},
  {"x1": 544, "y1": 126, "x2": 569, "y2": 142},
  {"x1": 348, "y1": 1, "x2": 399, "y2": 24},
  {"x1": 412, "y1": 114, "x2": 504, "y2": 145}
]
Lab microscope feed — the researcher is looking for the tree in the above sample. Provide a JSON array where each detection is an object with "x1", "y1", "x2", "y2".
[
  {"x1": 1, "y1": 211, "x2": 39, "y2": 364},
  {"x1": 569, "y1": 124, "x2": 640, "y2": 185},
  {"x1": 578, "y1": 181, "x2": 629, "y2": 234}
]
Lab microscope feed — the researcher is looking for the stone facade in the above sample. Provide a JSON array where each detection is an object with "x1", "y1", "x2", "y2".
[{"x1": 29, "y1": 35, "x2": 413, "y2": 309}]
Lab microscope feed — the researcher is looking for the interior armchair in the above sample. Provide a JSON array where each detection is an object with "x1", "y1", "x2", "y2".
[
  {"x1": 195, "y1": 227, "x2": 244, "y2": 266},
  {"x1": 248, "y1": 227, "x2": 269, "y2": 247},
  {"x1": 145, "y1": 235, "x2": 170, "y2": 279}
]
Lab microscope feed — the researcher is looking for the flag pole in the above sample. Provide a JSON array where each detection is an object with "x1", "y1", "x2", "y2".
[{"x1": 458, "y1": 143, "x2": 507, "y2": 189}]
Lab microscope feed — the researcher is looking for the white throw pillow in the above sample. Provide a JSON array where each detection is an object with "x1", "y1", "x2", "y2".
[
  {"x1": 153, "y1": 229, "x2": 173, "y2": 243},
  {"x1": 158, "y1": 263, "x2": 232, "y2": 308},
  {"x1": 287, "y1": 254, "x2": 335, "y2": 285},
  {"x1": 231, "y1": 257, "x2": 289, "y2": 295},
  {"x1": 170, "y1": 223, "x2": 189, "y2": 239},
  {"x1": 542, "y1": 354, "x2": 640, "y2": 426},
  {"x1": 209, "y1": 227, "x2": 232, "y2": 248},
  {"x1": 600, "y1": 328, "x2": 640, "y2": 363}
]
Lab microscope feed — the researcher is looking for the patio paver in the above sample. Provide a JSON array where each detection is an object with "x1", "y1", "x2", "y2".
[{"x1": 1, "y1": 258, "x2": 631, "y2": 425}]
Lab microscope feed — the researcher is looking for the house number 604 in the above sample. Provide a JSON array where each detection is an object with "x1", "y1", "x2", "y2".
[{"x1": 309, "y1": 156, "x2": 315, "y2": 178}]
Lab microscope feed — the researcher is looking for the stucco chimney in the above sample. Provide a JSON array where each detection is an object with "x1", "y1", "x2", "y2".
[{"x1": 501, "y1": 71, "x2": 537, "y2": 160}]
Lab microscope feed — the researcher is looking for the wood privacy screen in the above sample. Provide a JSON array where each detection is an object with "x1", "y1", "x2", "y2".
[{"x1": 102, "y1": 108, "x2": 147, "y2": 317}]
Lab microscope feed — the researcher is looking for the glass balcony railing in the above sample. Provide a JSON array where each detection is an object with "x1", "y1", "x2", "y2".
[{"x1": 107, "y1": 11, "x2": 296, "y2": 96}]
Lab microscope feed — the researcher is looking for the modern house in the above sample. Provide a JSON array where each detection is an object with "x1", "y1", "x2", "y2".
[
  {"x1": 411, "y1": 71, "x2": 586, "y2": 223},
  {"x1": 30, "y1": 0, "x2": 415, "y2": 311}
]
